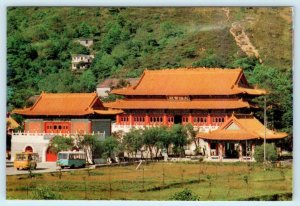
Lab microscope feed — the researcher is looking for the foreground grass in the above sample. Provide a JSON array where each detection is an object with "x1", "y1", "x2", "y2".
[{"x1": 7, "y1": 162, "x2": 292, "y2": 200}]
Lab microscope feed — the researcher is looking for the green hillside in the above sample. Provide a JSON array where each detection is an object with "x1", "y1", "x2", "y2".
[{"x1": 7, "y1": 7, "x2": 292, "y2": 141}]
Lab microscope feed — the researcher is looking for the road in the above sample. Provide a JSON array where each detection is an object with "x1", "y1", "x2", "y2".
[{"x1": 6, "y1": 162, "x2": 89, "y2": 176}]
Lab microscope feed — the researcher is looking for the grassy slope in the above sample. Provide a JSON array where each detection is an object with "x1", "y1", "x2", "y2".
[
  {"x1": 6, "y1": 7, "x2": 292, "y2": 111},
  {"x1": 8, "y1": 7, "x2": 292, "y2": 72},
  {"x1": 235, "y1": 7, "x2": 293, "y2": 70}
]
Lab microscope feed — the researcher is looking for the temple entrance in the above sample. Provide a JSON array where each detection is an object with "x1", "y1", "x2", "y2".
[
  {"x1": 225, "y1": 142, "x2": 239, "y2": 158},
  {"x1": 174, "y1": 115, "x2": 182, "y2": 124},
  {"x1": 46, "y1": 147, "x2": 57, "y2": 162},
  {"x1": 25, "y1": 146, "x2": 33, "y2": 153},
  {"x1": 241, "y1": 141, "x2": 251, "y2": 157},
  {"x1": 210, "y1": 142, "x2": 218, "y2": 156}
]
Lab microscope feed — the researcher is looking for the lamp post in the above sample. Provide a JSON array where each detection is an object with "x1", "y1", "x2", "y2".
[{"x1": 264, "y1": 95, "x2": 267, "y2": 162}]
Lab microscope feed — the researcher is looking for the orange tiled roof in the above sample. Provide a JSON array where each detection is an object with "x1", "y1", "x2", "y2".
[
  {"x1": 104, "y1": 98, "x2": 253, "y2": 110},
  {"x1": 93, "y1": 109, "x2": 124, "y2": 115},
  {"x1": 13, "y1": 93, "x2": 105, "y2": 116},
  {"x1": 111, "y1": 68, "x2": 266, "y2": 96},
  {"x1": 197, "y1": 114, "x2": 287, "y2": 140}
]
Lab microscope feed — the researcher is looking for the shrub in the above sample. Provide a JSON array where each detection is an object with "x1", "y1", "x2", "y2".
[
  {"x1": 170, "y1": 188, "x2": 200, "y2": 201},
  {"x1": 32, "y1": 186, "x2": 61, "y2": 200},
  {"x1": 254, "y1": 143, "x2": 278, "y2": 162}
]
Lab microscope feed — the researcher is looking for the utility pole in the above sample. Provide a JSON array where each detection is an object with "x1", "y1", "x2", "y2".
[{"x1": 264, "y1": 95, "x2": 267, "y2": 162}]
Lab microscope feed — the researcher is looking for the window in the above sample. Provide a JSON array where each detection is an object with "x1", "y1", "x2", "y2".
[
  {"x1": 182, "y1": 117, "x2": 189, "y2": 123},
  {"x1": 134, "y1": 116, "x2": 145, "y2": 124},
  {"x1": 150, "y1": 116, "x2": 163, "y2": 123},
  {"x1": 58, "y1": 125, "x2": 62, "y2": 129},
  {"x1": 193, "y1": 116, "x2": 207, "y2": 124},
  {"x1": 121, "y1": 116, "x2": 129, "y2": 124},
  {"x1": 168, "y1": 117, "x2": 174, "y2": 123},
  {"x1": 212, "y1": 117, "x2": 225, "y2": 124},
  {"x1": 54, "y1": 125, "x2": 57, "y2": 129},
  {"x1": 16, "y1": 154, "x2": 26, "y2": 161},
  {"x1": 58, "y1": 153, "x2": 68, "y2": 160}
]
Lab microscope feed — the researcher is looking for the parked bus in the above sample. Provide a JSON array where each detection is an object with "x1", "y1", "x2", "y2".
[
  {"x1": 14, "y1": 152, "x2": 39, "y2": 170},
  {"x1": 56, "y1": 151, "x2": 86, "y2": 169}
]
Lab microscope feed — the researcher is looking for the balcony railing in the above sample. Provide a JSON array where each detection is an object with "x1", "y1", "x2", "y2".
[
  {"x1": 12, "y1": 131, "x2": 106, "y2": 140},
  {"x1": 111, "y1": 123, "x2": 220, "y2": 133}
]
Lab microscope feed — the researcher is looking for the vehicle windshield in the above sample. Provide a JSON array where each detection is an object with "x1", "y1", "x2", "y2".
[
  {"x1": 58, "y1": 153, "x2": 68, "y2": 160},
  {"x1": 15, "y1": 154, "x2": 26, "y2": 161},
  {"x1": 15, "y1": 153, "x2": 39, "y2": 161},
  {"x1": 31, "y1": 154, "x2": 39, "y2": 161}
]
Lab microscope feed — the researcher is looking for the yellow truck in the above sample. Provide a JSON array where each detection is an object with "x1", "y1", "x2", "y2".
[{"x1": 14, "y1": 152, "x2": 39, "y2": 170}]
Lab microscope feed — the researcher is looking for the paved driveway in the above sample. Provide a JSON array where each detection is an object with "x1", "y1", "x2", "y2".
[{"x1": 6, "y1": 162, "x2": 88, "y2": 176}]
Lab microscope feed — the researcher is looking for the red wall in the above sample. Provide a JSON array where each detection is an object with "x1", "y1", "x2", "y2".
[
  {"x1": 71, "y1": 121, "x2": 90, "y2": 134},
  {"x1": 25, "y1": 120, "x2": 91, "y2": 134},
  {"x1": 26, "y1": 121, "x2": 43, "y2": 133}
]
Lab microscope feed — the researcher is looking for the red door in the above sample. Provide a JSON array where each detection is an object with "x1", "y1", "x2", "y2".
[{"x1": 46, "y1": 147, "x2": 57, "y2": 162}]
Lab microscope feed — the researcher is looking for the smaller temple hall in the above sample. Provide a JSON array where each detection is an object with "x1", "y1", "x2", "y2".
[{"x1": 12, "y1": 92, "x2": 121, "y2": 162}]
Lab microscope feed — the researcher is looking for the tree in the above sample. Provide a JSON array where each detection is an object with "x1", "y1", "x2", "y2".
[
  {"x1": 101, "y1": 20, "x2": 122, "y2": 54},
  {"x1": 48, "y1": 136, "x2": 74, "y2": 153},
  {"x1": 122, "y1": 128, "x2": 144, "y2": 158},
  {"x1": 159, "y1": 127, "x2": 172, "y2": 155},
  {"x1": 185, "y1": 123, "x2": 200, "y2": 154},
  {"x1": 160, "y1": 22, "x2": 183, "y2": 39},
  {"x1": 229, "y1": 57, "x2": 259, "y2": 72},
  {"x1": 102, "y1": 136, "x2": 120, "y2": 159},
  {"x1": 73, "y1": 70, "x2": 96, "y2": 92},
  {"x1": 254, "y1": 143, "x2": 278, "y2": 162},
  {"x1": 143, "y1": 127, "x2": 165, "y2": 158},
  {"x1": 68, "y1": 42, "x2": 90, "y2": 55},
  {"x1": 76, "y1": 22, "x2": 94, "y2": 38},
  {"x1": 90, "y1": 52, "x2": 117, "y2": 79},
  {"x1": 101, "y1": 94, "x2": 124, "y2": 103},
  {"x1": 38, "y1": 70, "x2": 76, "y2": 93},
  {"x1": 192, "y1": 54, "x2": 225, "y2": 68},
  {"x1": 246, "y1": 65, "x2": 292, "y2": 150},
  {"x1": 170, "y1": 124, "x2": 189, "y2": 157},
  {"x1": 77, "y1": 134, "x2": 102, "y2": 164}
]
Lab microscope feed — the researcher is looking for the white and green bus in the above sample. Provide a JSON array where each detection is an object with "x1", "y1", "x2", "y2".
[{"x1": 56, "y1": 151, "x2": 86, "y2": 169}]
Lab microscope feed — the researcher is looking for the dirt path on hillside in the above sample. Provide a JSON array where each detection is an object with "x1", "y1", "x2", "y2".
[{"x1": 223, "y1": 8, "x2": 263, "y2": 63}]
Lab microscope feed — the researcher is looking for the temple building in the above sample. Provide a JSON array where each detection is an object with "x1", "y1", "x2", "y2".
[
  {"x1": 105, "y1": 68, "x2": 287, "y2": 160},
  {"x1": 105, "y1": 68, "x2": 266, "y2": 132},
  {"x1": 197, "y1": 114, "x2": 287, "y2": 161},
  {"x1": 12, "y1": 92, "x2": 121, "y2": 162}
]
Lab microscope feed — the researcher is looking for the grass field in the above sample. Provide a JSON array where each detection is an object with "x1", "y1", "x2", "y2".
[{"x1": 6, "y1": 162, "x2": 292, "y2": 200}]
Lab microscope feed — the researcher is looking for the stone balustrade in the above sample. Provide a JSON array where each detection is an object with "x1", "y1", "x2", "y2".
[{"x1": 111, "y1": 123, "x2": 219, "y2": 133}]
